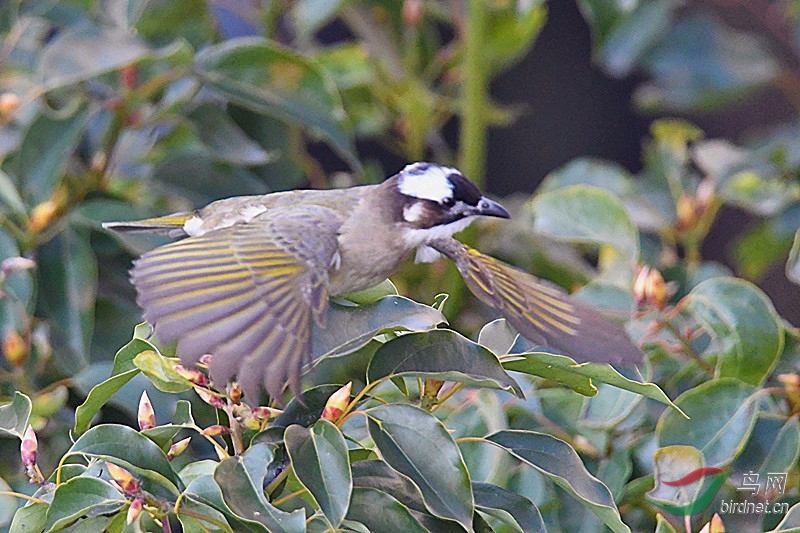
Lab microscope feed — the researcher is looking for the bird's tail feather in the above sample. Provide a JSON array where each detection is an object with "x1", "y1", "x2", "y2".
[{"x1": 102, "y1": 214, "x2": 193, "y2": 237}]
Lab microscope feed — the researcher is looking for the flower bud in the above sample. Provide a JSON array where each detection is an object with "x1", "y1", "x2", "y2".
[
  {"x1": 675, "y1": 194, "x2": 700, "y2": 233},
  {"x1": 321, "y1": 382, "x2": 351, "y2": 421},
  {"x1": 228, "y1": 382, "x2": 242, "y2": 404},
  {"x1": 167, "y1": 437, "x2": 191, "y2": 460},
  {"x1": 106, "y1": 462, "x2": 141, "y2": 495},
  {"x1": 3, "y1": 327, "x2": 29, "y2": 367},
  {"x1": 20, "y1": 425, "x2": 37, "y2": 467},
  {"x1": 402, "y1": 0, "x2": 423, "y2": 27},
  {"x1": 633, "y1": 266, "x2": 668, "y2": 310},
  {"x1": 137, "y1": 391, "x2": 155, "y2": 431},
  {"x1": 201, "y1": 425, "x2": 229, "y2": 437},
  {"x1": 0, "y1": 93, "x2": 20, "y2": 118},
  {"x1": 195, "y1": 387, "x2": 225, "y2": 409},
  {"x1": 28, "y1": 201, "x2": 59, "y2": 233},
  {"x1": 1, "y1": 257, "x2": 35, "y2": 275},
  {"x1": 699, "y1": 513, "x2": 724, "y2": 533},
  {"x1": 174, "y1": 365, "x2": 210, "y2": 386},
  {"x1": 126, "y1": 497, "x2": 143, "y2": 524}
]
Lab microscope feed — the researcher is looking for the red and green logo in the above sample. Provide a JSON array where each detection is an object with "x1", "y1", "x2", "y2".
[{"x1": 648, "y1": 467, "x2": 731, "y2": 515}]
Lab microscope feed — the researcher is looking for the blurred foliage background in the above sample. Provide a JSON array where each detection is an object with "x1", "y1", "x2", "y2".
[{"x1": 3, "y1": 0, "x2": 800, "y2": 532}]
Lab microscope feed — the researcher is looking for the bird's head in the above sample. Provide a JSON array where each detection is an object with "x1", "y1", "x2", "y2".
[{"x1": 386, "y1": 162, "x2": 510, "y2": 249}]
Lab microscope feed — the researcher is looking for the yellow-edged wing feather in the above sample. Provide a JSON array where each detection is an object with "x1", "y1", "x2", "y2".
[
  {"x1": 430, "y1": 238, "x2": 643, "y2": 365},
  {"x1": 130, "y1": 206, "x2": 342, "y2": 401}
]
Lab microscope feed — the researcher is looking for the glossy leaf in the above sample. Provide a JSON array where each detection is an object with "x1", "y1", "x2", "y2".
[
  {"x1": 194, "y1": 37, "x2": 359, "y2": 170},
  {"x1": 187, "y1": 103, "x2": 272, "y2": 166},
  {"x1": 351, "y1": 459, "x2": 427, "y2": 512},
  {"x1": 13, "y1": 108, "x2": 92, "y2": 204},
  {"x1": 37, "y1": 229, "x2": 98, "y2": 371},
  {"x1": 346, "y1": 487, "x2": 428, "y2": 533},
  {"x1": 0, "y1": 168, "x2": 25, "y2": 215},
  {"x1": 0, "y1": 391, "x2": 32, "y2": 438},
  {"x1": 74, "y1": 338, "x2": 153, "y2": 435},
  {"x1": 367, "y1": 329, "x2": 522, "y2": 397},
  {"x1": 758, "y1": 417, "x2": 800, "y2": 477},
  {"x1": 43, "y1": 476, "x2": 125, "y2": 533},
  {"x1": 312, "y1": 295, "x2": 446, "y2": 361},
  {"x1": 529, "y1": 184, "x2": 639, "y2": 263},
  {"x1": 38, "y1": 26, "x2": 152, "y2": 90},
  {"x1": 503, "y1": 350, "x2": 680, "y2": 411},
  {"x1": 0, "y1": 476, "x2": 15, "y2": 529},
  {"x1": 9, "y1": 501, "x2": 48, "y2": 533},
  {"x1": 285, "y1": 420, "x2": 351, "y2": 527},
  {"x1": 774, "y1": 502, "x2": 800, "y2": 531},
  {"x1": 133, "y1": 349, "x2": 192, "y2": 393},
  {"x1": 646, "y1": 445, "x2": 707, "y2": 509},
  {"x1": 486, "y1": 430, "x2": 629, "y2": 533},
  {"x1": 656, "y1": 379, "x2": 757, "y2": 467},
  {"x1": 366, "y1": 404, "x2": 474, "y2": 531},
  {"x1": 685, "y1": 277, "x2": 783, "y2": 386},
  {"x1": 473, "y1": 482, "x2": 546, "y2": 533},
  {"x1": 181, "y1": 474, "x2": 266, "y2": 533},
  {"x1": 579, "y1": 383, "x2": 642, "y2": 429},
  {"x1": 272, "y1": 385, "x2": 343, "y2": 428},
  {"x1": 66, "y1": 424, "x2": 181, "y2": 498},
  {"x1": 215, "y1": 443, "x2": 306, "y2": 533}
]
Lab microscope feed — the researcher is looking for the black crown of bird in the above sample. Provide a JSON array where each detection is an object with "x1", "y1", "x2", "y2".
[{"x1": 104, "y1": 162, "x2": 643, "y2": 402}]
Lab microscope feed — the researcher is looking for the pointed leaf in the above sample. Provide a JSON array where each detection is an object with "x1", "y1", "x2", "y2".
[
  {"x1": 486, "y1": 430, "x2": 629, "y2": 533},
  {"x1": 182, "y1": 474, "x2": 268, "y2": 533},
  {"x1": 0, "y1": 391, "x2": 32, "y2": 438},
  {"x1": 9, "y1": 501, "x2": 48, "y2": 533},
  {"x1": 346, "y1": 487, "x2": 428, "y2": 533},
  {"x1": 367, "y1": 330, "x2": 522, "y2": 397},
  {"x1": 656, "y1": 378, "x2": 757, "y2": 467},
  {"x1": 194, "y1": 37, "x2": 359, "y2": 170},
  {"x1": 366, "y1": 404, "x2": 474, "y2": 532},
  {"x1": 43, "y1": 476, "x2": 125, "y2": 533},
  {"x1": 685, "y1": 277, "x2": 783, "y2": 385},
  {"x1": 214, "y1": 443, "x2": 305, "y2": 533},
  {"x1": 285, "y1": 420, "x2": 351, "y2": 527},
  {"x1": 472, "y1": 482, "x2": 546, "y2": 533}
]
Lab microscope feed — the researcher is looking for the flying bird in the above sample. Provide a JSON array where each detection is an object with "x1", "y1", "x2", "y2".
[{"x1": 104, "y1": 163, "x2": 643, "y2": 401}]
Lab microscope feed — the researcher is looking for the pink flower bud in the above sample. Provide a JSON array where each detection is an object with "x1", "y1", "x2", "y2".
[
  {"x1": 174, "y1": 365, "x2": 210, "y2": 386},
  {"x1": 195, "y1": 387, "x2": 225, "y2": 409},
  {"x1": 106, "y1": 462, "x2": 141, "y2": 495},
  {"x1": 228, "y1": 382, "x2": 242, "y2": 404},
  {"x1": 321, "y1": 382, "x2": 352, "y2": 421},
  {"x1": 201, "y1": 425, "x2": 229, "y2": 437},
  {"x1": 20, "y1": 425, "x2": 37, "y2": 467},
  {"x1": 126, "y1": 497, "x2": 143, "y2": 524},
  {"x1": 167, "y1": 437, "x2": 191, "y2": 460},
  {"x1": 137, "y1": 391, "x2": 155, "y2": 431}
]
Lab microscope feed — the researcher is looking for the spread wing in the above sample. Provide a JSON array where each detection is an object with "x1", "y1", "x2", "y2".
[
  {"x1": 430, "y1": 238, "x2": 643, "y2": 365},
  {"x1": 130, "y1": 206, "x2": 342, "y2": 401}
]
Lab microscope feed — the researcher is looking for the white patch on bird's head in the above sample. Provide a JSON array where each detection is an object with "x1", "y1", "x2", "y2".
[{"x1": 397, "y1": 162, "x2": 460, "y2": 203}]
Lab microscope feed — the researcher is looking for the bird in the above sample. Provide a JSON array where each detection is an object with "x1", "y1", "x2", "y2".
[{"x1": 104, "y1": 162, "x2": 643, "y2": 401}]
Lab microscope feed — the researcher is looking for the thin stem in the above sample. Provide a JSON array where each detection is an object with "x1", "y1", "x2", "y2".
[
  {"x1": 0, "y1": 491, "x2": 47, "y2": 504},
  {"x1": 458, "y1": 0, "x2": 488, "y2": 186},
  {"x1": 271, "y1": 488, "x2": 307, "y2": 507},
  {"x1": 430, "y1": 382, "x2": 464, "y2": 412},
  {"x1": 662, "y1": 320, "x2": 715, "y2": 375}
]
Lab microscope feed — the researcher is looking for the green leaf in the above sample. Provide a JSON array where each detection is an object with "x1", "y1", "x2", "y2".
[
  {"x1": 0, "y1": 168, "x2": 26, "y2": 215},
  {"x1": 37, "y1": 229, "x2": 98, "y2": 371},
  {"x1": 579, "y1": 383, "x2": 642, "y2": 429},
  {"x1": 503, "y1": 351, "x2": 681, "y2": 412},
  {"x1": 720, "y1": 170, "x2": 800, "y2": 216},
  {"x1": 484, "y1": 3, "x2": 547, "y2": 72},
  {"x1": 312, "y1": 296, "x2": 446, "y2": 361},
  {"x1": 9, "y1": 501, "x2": 48, "y2": 533},
  {"x1": 502, "y1": 352, "x2": 596, "y2": 396},
  {"x1": 656, "y1": 378, "x2": 758, "y2": 467},
  {"x1": 38, "y1": 26, "x2": 152, "y2": 90},
  {"x1": 472, "y1": 482, "x2": 546, "y2": 533},
  {"x1": 346, "y1": 487, "x2": 428, "y2": 533},
  {"x1": 0, "y1": 476, "x2": 16, "y2": 529},
  {"x1": 14, "y1": 107, "x2": 92, "y2": 204},
  {"x1": 141, "y1": 400, "x2": 196, "y2": 451},
  {"x1": 787, "y1": 228, "x2": 800, "y2": 286},
  {"x1": 774, "y1": 502, "x2": 800, "y2": 531},
  {"x1": 133, "y1": 349, "x2": 192, "y2": 393},
  {"x1": 43, "y1": 476, "x2": 125, "y2": 533},
  {"x1": 74, "y1": 338, "x2": 153, "y2": 435},
  {"x1": 65, "y1": 424, "x2": 181, "y2": 498},
  {"x1": 0, "y1": 391, "x2": 32, "y2": 438},
  {"x1": 486, "y1": 430, "x2": 629, "y2": 533},
  {"x1": 285, "y1": 420, "x2": 351, "y2": 527},
  {"x1": 528, "y1": 184, "x2": 639, "y2": 280},
  {"x1": 654, "y1": 513, "x2": 679, "y2": 533},
  {"x1": 685, "y1": 277, "x2": 783, "y2": 385},
  {"x1": 214, "y1": 443, "x2": 306, "y2": 533},
  {"x1": 340, "y1": 279, "x2": 398, "y2": 305},
  {"x1": 367, "y1": 329, "x2": 522, "y2": 397},
  {"x1": 272, "y1": 385, "x2": 342, "y2": 428},
  {"x1": 636, "y1": 14, "x2": 778, "y2": 111},
  {"x1": 181, "y1": 474, "x2": 266, "y2": 533},
  {"x1": 194, "y1": 37, "x2": 360, "y2": 170},
  {"x1": 366, "y1": 404, "x2": 474, "y2": 532},
  {"x1": 187, "y1": 103, "x2": 273, "y2": 166},
  {"x1": 758, "y1": 417, "x2": 800, "y2": 477}
]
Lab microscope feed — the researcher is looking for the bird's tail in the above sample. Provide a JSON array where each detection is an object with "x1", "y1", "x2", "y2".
[{"x1": 102, "y1": 214, "x2": 194, "y2": 237}]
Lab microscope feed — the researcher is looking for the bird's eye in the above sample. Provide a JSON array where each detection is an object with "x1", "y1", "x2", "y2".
[{"x1": 442, "y1": 197, "x2": 455, "y2": 207}]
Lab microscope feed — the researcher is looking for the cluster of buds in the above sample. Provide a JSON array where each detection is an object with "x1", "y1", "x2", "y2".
[
  {"x1": 105, "y1": 462, "x2": 147, "y2": 525},
  {"x1": 236, "y1": 404, "x2": 281, "y2": 431},
  {"x1": 321, "y1": 382, "x2": 352, "y2": 422},
  {"x1": 698, "y1": 513, "x2": 724, "y2": 533},
  {"x1": 633, "y1": 266, "x2": 669, "y2": 310},
  {"x1": 21, "y1": 425, "x2": 45, "y2": 484}
]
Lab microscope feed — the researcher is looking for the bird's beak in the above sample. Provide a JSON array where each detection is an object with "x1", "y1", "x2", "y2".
[{"x1": 475, "y1": 197, "x2": 510, "y2": 219}]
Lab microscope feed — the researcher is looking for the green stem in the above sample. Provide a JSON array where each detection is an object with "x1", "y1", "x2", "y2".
[{"x1": 458, "y1": 0, "x2": 488, "y2": 186}]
